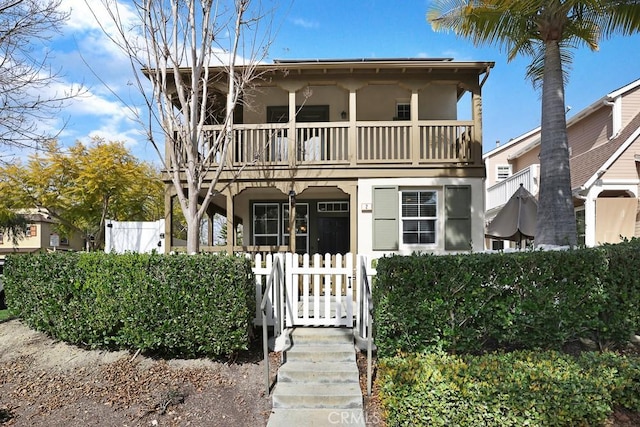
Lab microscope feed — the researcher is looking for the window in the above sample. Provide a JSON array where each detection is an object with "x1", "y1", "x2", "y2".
[
  {"x1": 317, "y1": 201, "x2": 349, "y2": 212},
  {"x1": 253, "y1": 203, "x2": 280, "y2": 246},
  {"x1": 401, "y1": 191, "x2": 437, "y2": 245},
  {"x1": 396, "y1": 103, "x2": 410, "y2": 120},
  {"x1": 25, "y1": 225, "x2": 37, "y2": 237},
  {"x1": 496, "y1": 165, "x2": 512, "y2": 181},
  {"x1": 283, "y1": 203, "x2": 309, "y2": 253}
]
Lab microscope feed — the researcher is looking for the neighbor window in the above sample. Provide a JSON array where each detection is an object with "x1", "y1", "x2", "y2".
[
  {"x1": 253, "y1": 203, "x2": 280, "y2": 246},
  {"x1": 25, "y1": 225, "x2": 37, "y2": 237},
  {"x1": 401, "y1": 190, "x2": 437, "y2": 244}
]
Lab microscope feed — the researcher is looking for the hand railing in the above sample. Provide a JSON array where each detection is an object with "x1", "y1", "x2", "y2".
[
  {"x1": 357, "y1": 255, "x2": 375, "y2": 396},
  {"x1": 260, "y1": 254, "x2": 284, "y2": 395}
]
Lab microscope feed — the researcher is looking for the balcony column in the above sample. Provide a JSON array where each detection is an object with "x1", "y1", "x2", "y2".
[
  {"x1": 288, "y1": 90, "x2": 297, "y2": 166},
  {"x1": 340, "y1": 81, "x2": 364, "y2": 166},
  {"x1": 278, "y1": 81, "x2": 306, "y2": 166},
  {"x1": 224, "y1": 188, "x2": 235, "y2": 253},
  {"x1": 410, "y1": 88, "x2": 419, "y2": 165},
  {"x1": 471, "y1": 83, "x2": 483, "y2": 165}
]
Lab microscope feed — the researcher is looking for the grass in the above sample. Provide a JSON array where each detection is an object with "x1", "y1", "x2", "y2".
[{"x1": 0, "y1": 309, "x2": 13, "y2": 322}]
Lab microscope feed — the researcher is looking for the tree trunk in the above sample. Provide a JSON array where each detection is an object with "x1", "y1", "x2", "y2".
[
  {"x1": 186, "y1": 183, "x2": 201, "y2": 254},
  {"x1": 535, "y1": 40, "x2": 577, "y2": 247}
]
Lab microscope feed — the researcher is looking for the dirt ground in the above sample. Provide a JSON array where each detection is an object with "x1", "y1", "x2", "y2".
[
  {"x1": 0, "y1": 319, "x2": 386, "y2": 427},
  {"x1": 0, "y1": 319, "x2": 275, "y2": 427}
]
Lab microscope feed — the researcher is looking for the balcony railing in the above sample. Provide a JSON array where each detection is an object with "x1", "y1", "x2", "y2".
[
  {"x1": 486, "y1": 164, "x2": 539, "y2": 211},
  {"x1": 202, "y1": 120, "x2": 477, "y2": 168}
]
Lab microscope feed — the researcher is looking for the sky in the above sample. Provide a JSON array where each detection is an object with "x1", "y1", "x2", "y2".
[{"x1": 31, "y1": 0, "x2": 640, "y2": 162}]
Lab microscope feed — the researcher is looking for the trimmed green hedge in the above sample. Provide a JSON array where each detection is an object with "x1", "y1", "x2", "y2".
[
  {"x1": 373, "y1": 239, "x2": 640, "y2": 357},
  {"x1": 377, "y1": 350, "x2": 640, "y2": 427},
  {"x1": 4, "y1": 252, "x2": 255, "y2": 358}
]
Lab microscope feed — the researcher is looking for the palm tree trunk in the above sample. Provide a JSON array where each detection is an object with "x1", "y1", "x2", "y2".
[{"x1": 535, "y1": 40, "x2": 577, "y2": 246}]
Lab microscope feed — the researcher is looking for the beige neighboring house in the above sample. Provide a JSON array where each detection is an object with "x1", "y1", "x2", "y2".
[
  {"x1": 162, "y1": 58, "x2": 495, "y2": 258},
  {"x1": 0, "y1": 209, "x2": 84, "y2": 262},
  {"x1": 484, "y1": 78, "x2": 640, "y2": 249}
]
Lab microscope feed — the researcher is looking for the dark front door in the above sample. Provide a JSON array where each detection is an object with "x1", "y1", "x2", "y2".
[{"x1": 317, "y1": 217, "x2": 350, "y2": 255}]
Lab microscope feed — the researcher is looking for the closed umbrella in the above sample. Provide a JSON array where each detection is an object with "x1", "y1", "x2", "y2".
[{"x1": 486, "y1": 184, "x2": 537, "y2": 244}]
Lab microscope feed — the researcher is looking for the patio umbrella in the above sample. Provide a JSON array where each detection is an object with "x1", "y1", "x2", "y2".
[{"x1": 486, "y1": 184, "x2": 537, "y2": 243}]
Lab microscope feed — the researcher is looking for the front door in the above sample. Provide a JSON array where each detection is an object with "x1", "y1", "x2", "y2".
[{"x1": 317, "y1": 217, "x2": 350, "y2": 255}]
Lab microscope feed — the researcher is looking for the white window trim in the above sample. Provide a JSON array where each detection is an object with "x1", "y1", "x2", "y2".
[{"x1": 398, "y1": 188, "x2": 443, "y2": 251}]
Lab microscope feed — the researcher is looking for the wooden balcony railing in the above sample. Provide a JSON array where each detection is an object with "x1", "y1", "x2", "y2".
[{"x1": 201, "y1": 120, "x2": 478, "y2": 168}]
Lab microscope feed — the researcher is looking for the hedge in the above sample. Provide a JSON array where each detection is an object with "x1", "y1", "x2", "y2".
[
  {"x1": 4, "y1": 251, "x2": 255, "y2": 358},
  {"x1": 373, "y1": 239, "x2": 640, "y2": 357},
  {"x1": 377, "y1": 350, "x2": 640, "y2": 427}
]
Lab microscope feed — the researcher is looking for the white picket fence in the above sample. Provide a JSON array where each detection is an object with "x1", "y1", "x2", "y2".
[{"x1": 252, "y1": 253, "x2": 376, "y2": 334}]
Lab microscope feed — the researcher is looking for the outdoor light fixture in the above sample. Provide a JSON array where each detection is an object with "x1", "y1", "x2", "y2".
[
  {"x1": 341, "y1": 111, "x2": 347, "y2": 119},
  {"x1": 288, "y1": 190, "x2": 296, "y2": 208}
]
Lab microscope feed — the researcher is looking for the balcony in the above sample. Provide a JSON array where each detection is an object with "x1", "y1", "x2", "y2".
[
  {"x1": 486, "y1": 164, "x2": 539, "y2": 212},
  {"x1": 203, "y1": 120, "x2": 480, "y2": 174}
]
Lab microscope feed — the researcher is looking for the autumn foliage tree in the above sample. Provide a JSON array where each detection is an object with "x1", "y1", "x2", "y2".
[{"x1": 0, "y1": 138, "x2": 164, "y2": 249}]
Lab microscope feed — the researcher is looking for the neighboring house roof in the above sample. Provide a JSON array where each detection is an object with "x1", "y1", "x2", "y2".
[
  {"x1": 571, "y1": 112, "x2": 640, "y2": 191},
  {"x1": 484, "y1": 78, "x2": 640, "y2": 161}
]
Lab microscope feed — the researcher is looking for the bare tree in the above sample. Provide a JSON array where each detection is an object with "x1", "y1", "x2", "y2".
[
  {"x1": 88, "y1": 0, "x2": 275, "y2": 253},
  {"x1": 0, "y1": 0, "x2": 82, "y2": 151}
]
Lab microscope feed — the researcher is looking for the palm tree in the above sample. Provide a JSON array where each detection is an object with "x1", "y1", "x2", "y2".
[{"x1": 428, "y1": 0, "x2": 640, "y2": 246}]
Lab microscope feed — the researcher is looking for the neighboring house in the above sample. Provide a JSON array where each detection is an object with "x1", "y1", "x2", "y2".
[
  {"x1": 163, "y1": 58, "x2": 495, "y2": 258},
  {"x1": 484, "y1": 78, "x2": 640, "y2": 249},
  {"x1": 0, "y1": 209, "x2": 84, "y2": 262}
]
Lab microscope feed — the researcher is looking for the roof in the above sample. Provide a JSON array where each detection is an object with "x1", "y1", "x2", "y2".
[
  {"x1": 571, "y1": 112, "x2": 640, "y2": 190},
  {"x1": 167, "y1": 57, "x2": 495, "y2": 76},
  {"x1": 484, "y1": 78, "x2": 640, "y2": 160}
]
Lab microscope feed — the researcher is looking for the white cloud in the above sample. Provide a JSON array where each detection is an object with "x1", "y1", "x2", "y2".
[{"x1": 291, "y1": 17, "x2": 319, "y2": 29}]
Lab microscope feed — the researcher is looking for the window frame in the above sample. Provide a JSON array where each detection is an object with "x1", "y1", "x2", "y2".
[
  {"x1": 252, "y1": 203, "x2": 280, "y2": 246},
  {"x1": 282, "y1": 202, "x2": 309, "y2": 253},
  {"x1": 399, "y1": 189, "x2": 440, "y2": 249}
]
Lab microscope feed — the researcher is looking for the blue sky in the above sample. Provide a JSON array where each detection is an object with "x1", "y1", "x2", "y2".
[{"x1": 38, "y1": 0, "x2": 640, "y2": 162}]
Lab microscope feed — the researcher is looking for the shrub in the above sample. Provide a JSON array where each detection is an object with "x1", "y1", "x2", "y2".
[
  {"x1": 373, "y1": 241, "x2": 640, "y2": 357},
  {"x1": 4, "y1": 251, "x2": 254, "y2": 358},
  {"x1": 377, "y1": 350, "x2": 638, "y2": 427}
]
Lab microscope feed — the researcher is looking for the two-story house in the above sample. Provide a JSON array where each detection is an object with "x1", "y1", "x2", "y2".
[
  {"x1": 0, "y1": 209, "x2": 84, "y2": 263},
  {"x1": 484, "y1": 78, "x2": 640, "y2": 249},
  {"x1": 164, "y1": 58, "x2": 494, "y2": 258}
]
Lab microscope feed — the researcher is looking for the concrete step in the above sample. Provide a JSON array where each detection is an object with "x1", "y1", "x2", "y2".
[
  {"x1": 285, "y1": 343, "x2": 355, "y2": 362},
  {"x1": 278, "y1": 361, "x2": 359, "y2": 383},
  {"x1": 272, "y1": 382, "x2": 363, "y2": 409},
  {"x1": 266, "y1": 408, "x2": 366, "y2": 427},
  {"x1": 290, "y1": 327, "x2": 354, "y2": 345}
]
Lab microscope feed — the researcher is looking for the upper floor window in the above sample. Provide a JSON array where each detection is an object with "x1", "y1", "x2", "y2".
[
  {"x1": 395, "y1": 103, "x2": 411, "y2": 120},
  {"x1": 496, "y1": 165, "x2": 512, "y2": 181},
  {"x1": 401, "y1": 190, "x2": 437, "y2": 245},
  {"x1": 25, "y1": 225, "x2": 37, "y2": 237}
]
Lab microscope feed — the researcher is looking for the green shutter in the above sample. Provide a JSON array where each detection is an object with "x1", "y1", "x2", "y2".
[
  {"x1": 373, "y1": 186, "x2": 398, "y2": 250},
  {"x1": 445, "y1": 185, "x2": 471, "y2": 250}
]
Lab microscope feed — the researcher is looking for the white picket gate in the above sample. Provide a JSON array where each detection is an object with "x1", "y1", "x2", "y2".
[{"x1": 252, "y1": 252, "x2": 375, "y2": 330}]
